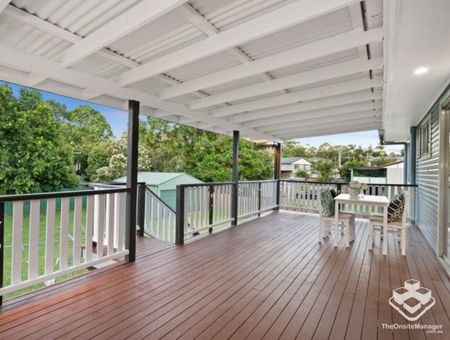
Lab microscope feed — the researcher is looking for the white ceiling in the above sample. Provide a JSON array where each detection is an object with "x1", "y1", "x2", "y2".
[
  {"x1": 0, "y1": 0, "x2": 447, "y2": 142},
  {"x1": 383, "y1": 0, "x2": 450, "y2": 141}
]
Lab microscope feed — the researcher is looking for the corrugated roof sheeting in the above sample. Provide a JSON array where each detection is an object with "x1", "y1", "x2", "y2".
[{"x1": 0, "y1": 0, "x2": 385, "y2": 140}]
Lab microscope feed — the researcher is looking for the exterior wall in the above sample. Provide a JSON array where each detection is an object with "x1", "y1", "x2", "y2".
[
  {"x1": 415, "y1": 101, "x2": 440, "y2": 251},
  {"x1": 352, "y1": 176, "x2": 387, "y2": 184},
  {"x1": 281, "y1": 164, "x2": 294, "y2": 172},
  {"x1": 386, "y1": 168, "x2": 404, "y2": 184},
  {"x1": 160, "y1": 189, "x2": 176, "y2": 210}
]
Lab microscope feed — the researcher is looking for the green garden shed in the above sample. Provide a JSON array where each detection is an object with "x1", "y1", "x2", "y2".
[{"x1": 114, "y1": 172, "x2": 203, "y2": 210}]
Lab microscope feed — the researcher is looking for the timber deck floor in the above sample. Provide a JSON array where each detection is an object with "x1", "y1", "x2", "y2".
[{"x1": 0, "y1": 211, "x2": 449, "y2": 339}]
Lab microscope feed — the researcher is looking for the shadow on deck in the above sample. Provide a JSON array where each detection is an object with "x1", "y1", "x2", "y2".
[{"x1": 0, "y1": 211, "x2": 449, "y2": 339}]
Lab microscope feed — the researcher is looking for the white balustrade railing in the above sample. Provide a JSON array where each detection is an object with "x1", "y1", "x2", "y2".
[
  {"x1": 280, "y1": 180, "x2": 339, "y2": 212},
  {"x1": 280, "y1": 180, "x2": 417, "y2": 219},
  {"x1": 0, "y1": 187, "x2": 129, "y2": 297},
  {"x1": 183, "y1": 183, "x2": 234, "y2": 237},
  {"x1": 238, "y1": 180, "x2": 278, "y2": 219},
  {"x1": 144, "y1": 187, "x2": 176, "y2": 243}
]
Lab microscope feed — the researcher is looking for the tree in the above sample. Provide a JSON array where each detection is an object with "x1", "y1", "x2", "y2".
[
  {"x1": 313, "y1": 160, "x2": 334, "y2": 181},
  {"x1": 295, "y1": 169, "x2": 309, "y2": 179},
  {"x1": 189, "y1": 136, "x2": 273, "y2": 182},
  {"x1": 62, "y1": 105, "x2": 113, "y2": 180},
  {"x1": 339, "y1": 160, "x2": 367, "y2": 181},
  {"x1": 282, "y1": 140, "x2": 307, "y2": 158},
  {"x1": 0, "y1": 86, "x2": 78, "y2": 194}
]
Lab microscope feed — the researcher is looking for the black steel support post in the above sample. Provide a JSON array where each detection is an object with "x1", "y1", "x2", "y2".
[
  {"x1": 175, "y1": 185, "x2": 185, "y2": 245},
  {"x1": 137, "y1": 183, "x2": 145, "y2": 237},
  {"x1": 208, "y1": 185, "x2": 214, "y2": 233},
  {"x1": 274, "y1": 142, "x2": 281, "y2": 209},
  {"x1": 125, "y1": 100, "x2": 139, "y2": 262},
  {"x1": 0, "y1": 202, "x2": 4, "y2": 307},
  {"x1": 231, "y1": 130, "x2": 239, "y2": 226}
]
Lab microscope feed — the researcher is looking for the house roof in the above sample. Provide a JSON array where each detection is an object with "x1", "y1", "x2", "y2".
[
  {"x1": 352, "y1": 160, "x2": 403, "y2": 171},
  {"x1": 281, "y1": 157, "x2": 310, "y2": 165},
  {"x1": 114, "y1": 172, "x2": 202, "y2": 186}
]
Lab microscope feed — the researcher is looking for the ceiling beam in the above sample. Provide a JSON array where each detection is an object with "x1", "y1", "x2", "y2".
[
  {"x1": 119, "y1": 0, "x2": 360, "y2": 86},
  {"x1": 0, "y1": 42, "x2": 271, "y2": 140},
  {"x1": 229, "y1": 90, "x2": 382, "y2": 123},
  {"x1": 61, "y1": 0, "x2": 188, "y2": 67},
  {"x1": 263, "y1": 109, "x2": 382, "y2": 134},
  {"x1": 278, "y1": 122, "x2": 381, "y2": 139},
  {"x1": 248, "y1": 101, "x2": 382, "y2": 129},
  {"x1": 177, "y1": 4, "x2": 274, "y2": 83},
  {"x1": 188, "y1": 57, "x2": 382, "y2": 110},
  {"x1": 212, "y1": 77, "x2": 382, "y2": 117},
  {"x1": 2, "y1": 5, "x2": 209, "y2": 98},
  {"x1": 158, "y1": 27, "x2": 382, "y2": 100},
  {"x1": 0, "y1": 0, "x2": 11, "y2": 14},
  {"x1": 272, "y1": 116, "x2": 382, "y2": 136}
]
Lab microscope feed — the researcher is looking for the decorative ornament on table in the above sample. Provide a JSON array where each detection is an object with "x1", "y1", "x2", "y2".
[{"x1": 348, "y1": 181, "x2": 368, "y2": 199}]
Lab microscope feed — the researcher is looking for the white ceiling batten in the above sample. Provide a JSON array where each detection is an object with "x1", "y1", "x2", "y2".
[
  {"x1": 0, "y1": 0, "x2": 10, "y2": 14},
  {"x1": 261, "y1": 109, "x2": 382, "y2": 134},
  {"x1": 177, "y1": 4, "x2": 274, "y2": 84},
  {"x1": 159, "y1": 27, "x2": 382, "y2": 100},
  {"x1": 211, "y1": 77, "x2": 382, "y2": 117},
  {"x1": 246, "y1": 101, "x2": 382, "y2": 129},
  {"x1": 60, "y1": 0, "x2": 189, "y2": 67},
  {"x1": 278, "y1": 121, "x2": 382, "y2": 139},
  {"x1": 0, "y1": 42, "x2": 271, "y2": 140},
  {"x1": 118, "y1": 0, "x2": 360, "y2": 87},
  {"x1": 271, "y1": 116, "x2": 382, "y2": 136},
  {"x1": 188, "y1": 57, "x2": 383, "y2": 110},
  {"x1": 229, "y1": 90, "x2": 382, "y2": 123}
]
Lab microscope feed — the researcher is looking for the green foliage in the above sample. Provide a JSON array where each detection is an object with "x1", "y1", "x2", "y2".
[
  {"x1": 0, "y1": 86, "x2": 78, "y2": 194},
  {"x1": 295, "y1": 169, "x2": 309, "y2": 179},
  {"x1": 60, "y1": 105, "x2": 113, "y2": 180},
  {"x1": 313, "y1": 160, "x2": 334, "y2": 181},
  {"x1": 93, "y1": 119, "x2": 273, "y2": 183},
  {"x1": 339, "y1": 160, "x2": 367, "y2": 181}
]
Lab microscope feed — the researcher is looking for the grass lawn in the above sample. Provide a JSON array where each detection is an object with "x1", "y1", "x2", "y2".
[{"x1": 3, "y1": 200, "x2": 89, "y2": 300}]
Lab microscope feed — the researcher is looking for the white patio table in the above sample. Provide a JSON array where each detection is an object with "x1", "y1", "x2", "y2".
[{"x1": 334, "y1": 193, "x2": 390, "y2": 255}]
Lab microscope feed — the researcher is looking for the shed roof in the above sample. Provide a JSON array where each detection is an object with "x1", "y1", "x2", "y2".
[{"x1": 114, "y1": 172, "x2": 202, "y2": 186}]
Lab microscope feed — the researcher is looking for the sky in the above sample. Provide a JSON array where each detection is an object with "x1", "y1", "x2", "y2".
[{"x1": 1, "y1": 80, "x2": 403, "y2": 154}]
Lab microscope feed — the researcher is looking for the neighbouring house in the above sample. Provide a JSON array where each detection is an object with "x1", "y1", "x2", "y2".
[
  {"x1": 281, "y1": 157, "x2": 311, "y2": 178},
  {"x1": 114, "y1": 172, "x2": 203, "y2": 209},
  {"x1": 351, "y1": 161, "x2": 404, "y2": 184}
]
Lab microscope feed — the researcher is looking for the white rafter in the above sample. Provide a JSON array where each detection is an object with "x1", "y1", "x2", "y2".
[
  {"x1": 262, "y1": 109, "x2": 382, "y2": 133},
  {"x1": 0, "y1": 43, "x2": 271, "y2": 140},
  {"x1": 271, "y1": 115, "x2": 382, "y2": 135},
  {"x1": 211, "y1": 77, "x2": 382, "y2": 117},
  {"x1": 229, "y1": 90, "x2": 382, "y2": 123},
  {"x1": 247, "y1": 101, "x2": 382, "y2": 129},
  {"x1": 278, "y1": 122, "x2": 382, "y2": 139},
  {"x1": 119, "y1": 0, "x2": 360, "y2": 86},
  {"x1": 61, "y1": 0, "x2": 189, "y2": 67},
  {"x1": 158, "y1": 27, "x2": 382, "y2": 99},
  {"x1": 0, "y1": 0, "x2": 10, "y2": 14},
  {"x1": 188, "y1": 57, "x2": 383, "y2": 110},
  {"x1": 2, "y1": 5, "x2": 209, "y2": 100},
  {"x1": 177, "y1": 3, "x2": 274, "y2": 84}
]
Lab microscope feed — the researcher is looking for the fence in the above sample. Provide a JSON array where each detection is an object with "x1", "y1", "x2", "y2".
[
  {"x1": 175, "y1": 180, "x2": 279, "y2": 244},
  {"x1": 0, "y1": 186, "x2": 129, "y2": 298},
  {"x1": 143, "y1": 186, "x2": 176, "y2": 243},
  {"x1": 279, "y1": 179, "x2": 417, "y2": 219}
]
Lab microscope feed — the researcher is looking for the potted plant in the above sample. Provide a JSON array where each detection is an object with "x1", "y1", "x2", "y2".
[{"x1": 348, "y1": 181, "x2": 368, "y2": 199}]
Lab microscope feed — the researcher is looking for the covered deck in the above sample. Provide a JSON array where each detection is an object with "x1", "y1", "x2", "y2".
[{"x1": 0, "y1": 212, "x2": 448, "y2": 339}]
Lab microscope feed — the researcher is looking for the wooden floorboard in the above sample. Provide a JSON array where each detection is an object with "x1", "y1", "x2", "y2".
[{"x1": 0, "y1": 211, "x2": 449, "y2": 339}]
